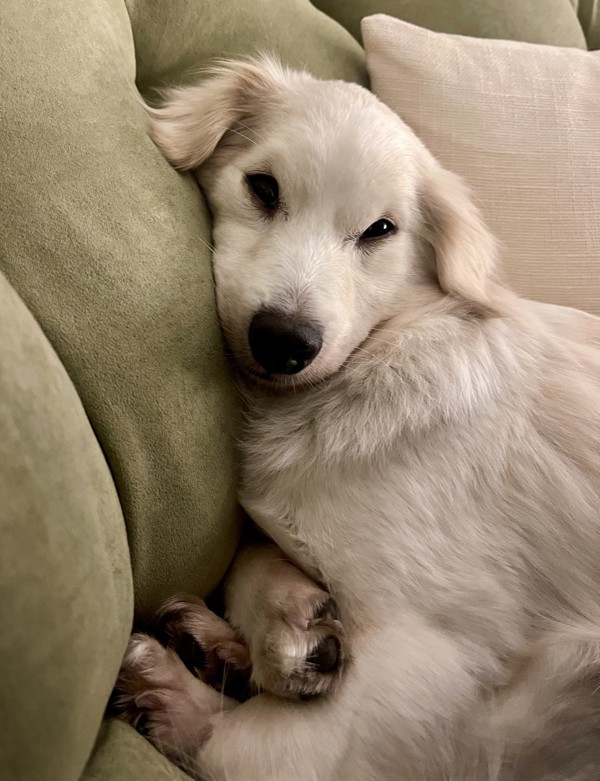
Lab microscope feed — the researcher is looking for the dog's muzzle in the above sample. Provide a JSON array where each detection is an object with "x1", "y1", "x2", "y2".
[{"x1": 248, "y1": 310, "x2": 323, "y2": 375}]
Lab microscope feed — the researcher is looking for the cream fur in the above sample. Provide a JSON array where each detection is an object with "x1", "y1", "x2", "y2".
[{"x1": 121, "y1": 59, "x2": 600, "y2": 780}]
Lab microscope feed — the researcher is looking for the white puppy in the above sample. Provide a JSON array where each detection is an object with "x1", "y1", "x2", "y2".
[{"x1": 116, "y1": 58, "x2": 600, "y2": 781}]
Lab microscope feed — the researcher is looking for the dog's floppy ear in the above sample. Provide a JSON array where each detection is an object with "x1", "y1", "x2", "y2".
[
  {"x1": 145, "y1": 58, "x2": 283, "y2": 170},
  {"x1": 419, "y1": 162, "x2": 499, "y2": 316}
]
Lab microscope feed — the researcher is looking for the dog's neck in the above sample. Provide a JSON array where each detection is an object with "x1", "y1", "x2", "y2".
[{"x1": 237, "y1": 295, "x2": 532, "y2": 471}]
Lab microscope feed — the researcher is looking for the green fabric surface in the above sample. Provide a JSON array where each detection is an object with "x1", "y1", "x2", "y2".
[
  {"x1": 0, "y1": 0, "x2": 242, "y2": 620},
  {"x1": 313, "y1": 0, "x2": 588, "y2": 48},
  {"x1": 0, "y1": 275, "x2": 132, "y2": 781},
  {"x1": 576, "y1": 0, "x2": 600, "y2": 47},
  {"x1": 126, "y1": 0, "x2": 367, "y2": 95},
  {"x1": 83, "y1": 720, "x2": 189, "y2": 781}
]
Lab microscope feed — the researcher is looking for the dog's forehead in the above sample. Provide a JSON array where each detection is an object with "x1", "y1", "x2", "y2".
[
  {"x1": 256, "y1": 80, "x2": 419, "y2": 198},
  {"x1": 278, "y1": 82, "x2": 412, "y2": 160}
]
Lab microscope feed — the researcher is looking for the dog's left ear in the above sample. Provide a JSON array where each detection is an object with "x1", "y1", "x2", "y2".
[
  {"x1": 419, "y1": 162, "x2": 499, "y2": 316},
  {"x1": 145, "y1": 58, "x2": 284, "y2": 170}
]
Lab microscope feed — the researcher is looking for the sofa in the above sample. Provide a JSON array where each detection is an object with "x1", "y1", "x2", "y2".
[{"x1": 0, "y1": 1, "x2": 598, "y2": 779}]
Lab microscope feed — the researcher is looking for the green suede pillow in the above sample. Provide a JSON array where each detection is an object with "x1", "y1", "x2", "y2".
[
  {"x1": 0, "y1": 275, "x2": 131, "y2": 781},
  {"x1": 313, "y1": 0, "x2": 588, "y2": 48},
  {"x1": 0, "y1": 0, "x2": 365, "y2": 620},
  {"x1": 83, "y1": 720, "x2": 189, "y2": 781},
  {"x1": 0, "y1": 0, "x2": 238, "y2": 619},
  {"x1": 577, "y1": 0, "x2": 600, "y2": 49},
  {"x1": 126, "y1": 0, "x2": 368, "y2": 94}
]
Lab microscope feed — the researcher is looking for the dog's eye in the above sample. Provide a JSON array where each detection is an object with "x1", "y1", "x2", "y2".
[
  {"x1": 359, "y1": 218, "x2": 396, "y2": 241},
  {"x1": 247, "y1": 174, "x2": 279, "y2": 210}
]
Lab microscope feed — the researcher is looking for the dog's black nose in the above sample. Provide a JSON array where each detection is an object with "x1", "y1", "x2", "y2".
[{"x1": 248, "y1": 310, "x2": 323, "y2": 375}]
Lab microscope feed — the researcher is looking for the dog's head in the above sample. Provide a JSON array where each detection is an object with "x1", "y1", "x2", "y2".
[{"x1": 149, "y1": 57, "x2": 498, "y2": 389}]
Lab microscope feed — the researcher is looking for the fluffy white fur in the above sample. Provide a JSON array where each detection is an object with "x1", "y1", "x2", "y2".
[{"x1": 118, "y1": 58, "x2": 600, "y2": 780}]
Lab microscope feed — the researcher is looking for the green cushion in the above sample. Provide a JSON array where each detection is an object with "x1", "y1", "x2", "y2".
[
  {"x1": 0, "y1": 1, "x2": 363, "y2": 776},
  {"x1": 0, "y1": 275, "x2": 132, "y2": 781},
  {"x1": 82, "y1": 720, "x2": 189, "y2": 781},
  {"x1": 313, "y1": 0, "x2": 588, "y2": 48},
  {"x1": 0, "y1": 0, "x2": 243, "y2": 620},
  {"x1": 126, "y1": 0, "x2": 368, "y2": 94},
  {"x1": 577, "y1": 0, "x2": 600, "y2": 48}
]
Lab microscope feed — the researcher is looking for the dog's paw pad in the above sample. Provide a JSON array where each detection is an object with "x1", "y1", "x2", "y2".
[
  {"x1": 112, "y1": 634, "x2": 182, "y2": 729},
  {"x1": 307, "y1": 634, "x2": 341, "y2": 674},
  {"x1": 312, "y1": 597, "x2": 338, "y2": 622},
  {"x1": 156, "y1": 594, "x2": 251, "y2": 698},
  {"x1": 112, "y1": 632, "x2": 216, "y2": 762},
  {"x1": 252, "y1": 592, "x2": 346, "y2": 699}
]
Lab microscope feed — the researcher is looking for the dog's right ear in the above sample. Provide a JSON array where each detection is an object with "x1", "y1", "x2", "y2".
[
  {"x1": 145, "y1": 58, "x2": 283, "y2": 170},
  {"x1": 419, "y1": 160, "x2": 500, "y2": 317}
]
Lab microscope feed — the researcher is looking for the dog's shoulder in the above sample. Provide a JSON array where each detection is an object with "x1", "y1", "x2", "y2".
[
  {"x1": 243, "y1": 306, "x2": 517, "y2": 468},
  {"x1": 524, "y1": 300, "x2": 600, "y2": 351}
]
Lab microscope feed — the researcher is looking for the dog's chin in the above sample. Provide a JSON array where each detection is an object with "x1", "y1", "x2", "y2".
[
  {"x1": 225, "y1": 332, "x2": 376, "y2": 394},
  {"x1": 230, "y1": 358, "x2": 341, "y2": 395},
  {"x1": 235, "y1": 364, "x2": 321, "y2": 394},
  {"x1": 222, "y1": 340, "x2": 352, "y2": 394}
]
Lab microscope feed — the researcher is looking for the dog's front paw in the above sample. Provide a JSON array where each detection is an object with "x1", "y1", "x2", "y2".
[
  {"x1": 156, "y1": 594, "x2": 252, "y2": 700},
  {"x1": 250, "y1": 591, "x2": 345, "y2": 700},
  {"x1": 113, "y1": 633, "x2": 228, "y2": 767}
]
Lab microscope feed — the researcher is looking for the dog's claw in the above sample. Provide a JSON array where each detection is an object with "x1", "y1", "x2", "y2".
[
  {"x1": 154, "y1": 594, "x2": 252, "y2": 700},
  {"x1": 307, "y1": 635, "x2": 341, "y2": 674},
  {"x1": 248, "y1": 591, "x2": 346, "y2": 700}
]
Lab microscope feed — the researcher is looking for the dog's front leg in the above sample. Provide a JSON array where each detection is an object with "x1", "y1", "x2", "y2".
[
  {"x1": 116, "y1": 634, "x2": 347, "y2": 780},
  {"x1": 196, "y1": 616, "x2": 483, "y2": 781},
  {"x1": 117, "y1": 609, "x2": 482, "y2": 779},
  {"x1": 115, "y1": 632, "x2": 344, "y2": 780},
  {"x1": 197, "y1": 691, "x2": 347, "y2": 781},
  {"x1": 224, "y1": 535, "x2": 345, "y2": 699}
]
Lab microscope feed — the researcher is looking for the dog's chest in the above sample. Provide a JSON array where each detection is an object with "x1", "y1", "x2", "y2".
[
  {"x1": 239, "y1": 386, "x2": 537, "y2": 629},
  {"x1": 239, "y1": 398, "x2": 384, "y2": 578},
  {"x1": 241, "y1": 443, "x2": 350, "y2": 578},
  {"x1": 239, "y1": 397, "x2": 466, "y2": 612}
]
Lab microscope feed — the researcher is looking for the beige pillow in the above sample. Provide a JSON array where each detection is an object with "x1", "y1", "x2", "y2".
[{"x1": 362, "y1": 15, "x2": 600, "y2": 315}]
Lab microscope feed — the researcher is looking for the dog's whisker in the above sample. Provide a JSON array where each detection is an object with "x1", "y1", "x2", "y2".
[
  {"x1": 194, "y1": 233, "x2": 216, "y2": 254},
  {"x1": 219, "y1": 125, "x2": 261, "y2": 148},
  {"x1": 351, "y1": 345, "x2": 404, "y2": 382},
  {"x1": 235, "y1": 120, "x2": 268, "y2": 143}
]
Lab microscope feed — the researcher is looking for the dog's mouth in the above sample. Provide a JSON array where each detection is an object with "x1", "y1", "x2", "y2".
[
  {"x1": 221, "y1": 344, "x2": 328, "y2": 394},
  {"x1": 222, "y1": 328, "x2": 377, "y2": 394},
  {"x1": 235, "y1": 361, "x2": 318, "y2": 393}
]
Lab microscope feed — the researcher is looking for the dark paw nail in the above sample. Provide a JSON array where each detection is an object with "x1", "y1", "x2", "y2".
[
  {"x1": 313, "y1": 597, "x2": 337, "y2": 621},
  {"x1": 299, "y1": 692, "x2": 319, "y2": 701},
  {"x1": 175, "y1": 633, "x2": 207, "y2": 675},
  {"x1": 307, "y1": 636, "x2": 340, "y2": 674},
  {"x1": 154, "y1": 611, "x2": 207, "y2": 676},
  {"x1": 154, "y1": 613, "x2": 175, "y2": 647},
  {"x1": 136, "y1": 712, "x2": 150, "y2": 736}
]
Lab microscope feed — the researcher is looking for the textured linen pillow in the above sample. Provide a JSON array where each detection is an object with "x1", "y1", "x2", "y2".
[{"x1": 362, "y1": 15, "x2": 600, "y2": 315}]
